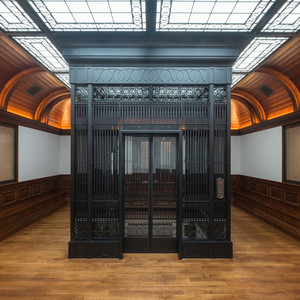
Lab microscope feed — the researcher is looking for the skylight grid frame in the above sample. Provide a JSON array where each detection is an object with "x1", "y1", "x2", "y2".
[
  {"x1": 156, "y1": 0, "x2": 275, "y2": 32},
  {"x1": 55, "y1": 73, "x2": 71, "y2": 87},
  {"x1": 28, "y1": 0, "x2": 146, "y2": 31},
  {"x1": 231, "y1": 74, "x2": 246, "y2": 87},
  {"x1": 233, "y1": 37, "x2": 288, "y2": 73},
  {"x1": 262, "y1": 0, "x2": 300, "y2": 33},
  {"x1": 13, "y1": 36, "x2": 69, "y2": 72},
  {"x1": 0, "y1": 0, "x2": 40, "y2": 32}
]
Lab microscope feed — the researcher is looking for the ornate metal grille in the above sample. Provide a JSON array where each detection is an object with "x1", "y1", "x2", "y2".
[
  {"x1": 92, "y1": 85, "x2": 209, "y2": 124},
  {"x1": 71, "y1": 82, "x2": 231, "y2": 258}
]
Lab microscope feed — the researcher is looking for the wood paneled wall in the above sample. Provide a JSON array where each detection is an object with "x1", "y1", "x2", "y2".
[
  {"x1": 60, "y1": 175, "x2": 71, "y2": 203},
  {"x1": 231, "y1": 175, "x2": 300, "y2": 240},
  {"x1": 0, "y1": 175, "x2": 69, "y2": 241}
]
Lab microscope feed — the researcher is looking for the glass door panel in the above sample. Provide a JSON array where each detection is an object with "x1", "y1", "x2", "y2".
[
  {"x1": 124, "y1": 136, "x2": 149, "y2": 251},
  {"x1": 152, "y1": 137, "x2": 177, "y2": 238},
  {"x1": 123, "y1": 134, "x2": 178, "y2": 253}
]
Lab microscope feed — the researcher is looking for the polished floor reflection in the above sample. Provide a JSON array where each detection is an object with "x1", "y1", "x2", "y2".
[{"x1": 1, "y1": 205, "x2": 300, "y2": 299}]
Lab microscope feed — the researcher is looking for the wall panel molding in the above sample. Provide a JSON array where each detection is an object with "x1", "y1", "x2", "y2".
[
  {"x1": 0, "y1": 175, "x2": 68, "y2": 241},
  {"x1": 0, "y1": 109, "x2": 70, "y2": 135},
  {"x1": 231, "y1": 175, "x2": 300, "y2": 240}
]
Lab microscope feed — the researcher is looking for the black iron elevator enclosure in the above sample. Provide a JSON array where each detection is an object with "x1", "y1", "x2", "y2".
[{"x1": 69, "y1": 67, "x2": 233, "y2": 259}]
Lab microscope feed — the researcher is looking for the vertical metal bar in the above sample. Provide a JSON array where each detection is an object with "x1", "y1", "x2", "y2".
[
  {"x1": 149, "y1": 135, "x2": 153, "y2": 251},
  {"x1": 87, "y1": 84, "x2": 93, "y2": 241},
  {"x1": 178, "y1": 131, "x2": 183, "y2": 259},
  {"x1": 70, "y1": 84, "x2": 76, "y2": 241},
  {"x1": 226, "y1": 84, "x2": 231, "y2": 242},
  {"x1": 119, "y1": 131, "x2": 124, "y2": 258},
  {"x1": 209, "y1": 83, "x2": 215, "y2": 243}
]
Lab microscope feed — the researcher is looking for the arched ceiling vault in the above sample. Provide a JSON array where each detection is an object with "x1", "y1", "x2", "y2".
[
  {"x1": 232, "y1": 90, "x2": 266, "y2": 123},
  {"x1": 256, "y1": 67, "x2": 300, "y2": 110},
  {"x1": 41, "y1": 95, "x2": 71, "y2": 124},
  {"x1": 231, "y1": 96, "x2": 258, "y2": 124},
  {"x1": 34, "y1": 89, "x2": 70, "y2": 122},
  {"x1": 0, "y1": 67, "x2": 45, "y2": 109}
]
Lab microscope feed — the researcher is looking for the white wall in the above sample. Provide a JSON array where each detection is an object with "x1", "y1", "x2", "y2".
[
  {"x1": 239, "y1": 126, "x2": 282, "y2": 182},
  {"x1": 18, "y1": 126, "x2": 70, "y2": 182},
  {"x1": 231, "y1": 136, "x2": 241, "y2": 175},
  {"x1": 59, "y1": 135, "x2": 71, "y2": 174}
]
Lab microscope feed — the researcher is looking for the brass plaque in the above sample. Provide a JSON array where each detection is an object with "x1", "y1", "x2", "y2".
[{"x1": 216, "y1": 178, "x2": 224, "y2": 199}]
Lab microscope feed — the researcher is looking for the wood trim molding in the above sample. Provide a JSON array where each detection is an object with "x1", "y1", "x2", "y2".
[
  {"x1": 231, "y1": 109, "x2": 300, "y2": 135},
  {"x1": 0, "y1": 108, "x2": 70, "y2": 135},
  {"x1": 0, "y1": 175, "x2": 68, "y2": 241},
  {"x1": 231, "y1": 175, "x2": 300, "y2": 240}
]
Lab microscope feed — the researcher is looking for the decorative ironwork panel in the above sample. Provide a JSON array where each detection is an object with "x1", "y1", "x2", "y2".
[
  {"x1": 75, "y1": 86, "x2": 88, "y2": 122},
  {"x1": 92, "y1": 204, "x2": 119, "y2": 240},
  {"x1": 182, "y1": 202, "x2": 210, "y2": 240},
  {"x1": 74, "y1": 220, "x2": 89, "y2": 240},
  {"x1": 183, "y1": 129, "x2": 209, "y2": 200},
  {"x1": 92, "y1": 129, "x2": 119, "y2": 200},
  {"x1": 92, "y1": 85, "x2": 209, "y2": 124},
  {"x1": 70, "y1": 67, "x2": 233, "y2": 85},
  {"x1": 213, "y1": 220, "x2": 227, "y2": 240},
  {"x1": 214, "y1": 86, "x2": 227, "y2": 121},
  {"x1": 74, "y1": 128, "x2": 88, "y2": 200}
]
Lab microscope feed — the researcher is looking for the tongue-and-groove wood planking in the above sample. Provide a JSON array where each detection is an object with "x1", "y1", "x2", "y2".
[{"x1": 0, "y1": 204, "x2": 299, "y2": 299}]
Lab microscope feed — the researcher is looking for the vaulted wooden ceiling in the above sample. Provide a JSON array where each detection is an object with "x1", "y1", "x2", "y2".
[
  {"x1": 231, "y1": 36, "x2": 300, "y2": 130},
  {"x1": 1, "y1": 30, "x2": 300, "y2": 131},
  {"x1": 0, "y1": 32, "x2": 70, "y2": 130}
]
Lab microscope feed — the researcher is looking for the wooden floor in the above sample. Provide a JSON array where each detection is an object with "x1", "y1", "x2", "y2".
[{"x1": 0, "y1": 206, "x2": 300, "y2": 300}]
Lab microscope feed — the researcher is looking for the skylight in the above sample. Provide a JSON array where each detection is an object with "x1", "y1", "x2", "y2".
[
  {"x1": 28, "y1": 0, "x2": 146, "y2": 31},
  {"x1": 263, "y1": 0, "x2": 300, "y2": 32},
  {"x1": 0, "y1": 0, "x2": 40, "y2": 31},
  {"x1": 55, "y1": 73, "x2": 70, "y2": 88},
  {"x1": 232, "y1": 74, "x2": 246, "y2": 87},
  {"x1": 156, "y1": 0, "x2": 275, "y2": 32},
  {"x1": 233, "y1": 37, "x2": 288, "y2": 73},
  {"x1": 12, "y1": 36, "x2": 69, "y2": 72}
]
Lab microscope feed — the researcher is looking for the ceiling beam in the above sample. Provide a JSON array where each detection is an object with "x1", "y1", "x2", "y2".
[{"x1": 146, "y1": 0, "x2": 157, "y2": 33}]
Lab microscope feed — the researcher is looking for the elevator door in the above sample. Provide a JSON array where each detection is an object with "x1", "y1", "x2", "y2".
[{"x1": 123, "y1": 135, "x2": 178, "y2": 252}]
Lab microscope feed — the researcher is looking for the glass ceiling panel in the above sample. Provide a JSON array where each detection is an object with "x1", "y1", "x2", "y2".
[
  {"x1": 232, "y1": 74, "x2": 246, "y2": 87},
  {"x1": 12, "y1": 36, "x2": 69, "y2": 72},
  {"x1": 28, "y1": 0, "x2": 146, "y2": 31},
  {"x1": 262, "y1": 0, "x2": 300, "y2": 32},
  {"x1": 156, "y1": 0, "x2": 275, "y2": 32},
  {"x1": 0, "y1": 0, "x2": 40, "y2": 31},
  {"x1": 233, "y1": 37, "x2": 288, "y2": 73},
  {"x1": 55, "y1": 73, "x2": 70, "y2": 87}
]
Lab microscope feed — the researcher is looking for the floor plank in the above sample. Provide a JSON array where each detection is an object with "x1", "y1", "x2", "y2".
[{"x1": 0, "y1": 205, "x2": 300, "y2": 299}]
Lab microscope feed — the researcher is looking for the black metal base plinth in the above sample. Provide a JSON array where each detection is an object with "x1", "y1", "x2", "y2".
[
  {"x1": 69, "y1": 241, "x2": 121, "y2": 258},
  {"x1": 180, "y1": 241, "x2": 233, "y2": 259}
]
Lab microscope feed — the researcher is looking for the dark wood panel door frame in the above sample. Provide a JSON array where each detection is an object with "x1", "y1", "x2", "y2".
[{"x1": 119, "y1": 130, "x2": 183, "y2": 254}]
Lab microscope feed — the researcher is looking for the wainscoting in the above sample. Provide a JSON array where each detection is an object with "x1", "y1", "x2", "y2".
[
  {"x1": 231, "y1": 175, "x2": 300, "y2": 240},
  {"x1": 0, "y1": 175, "x2": 69, "y2": 241}
]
